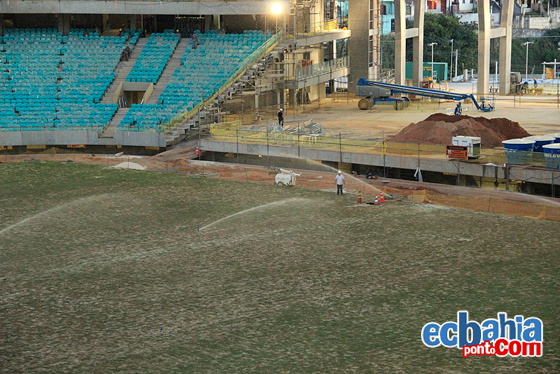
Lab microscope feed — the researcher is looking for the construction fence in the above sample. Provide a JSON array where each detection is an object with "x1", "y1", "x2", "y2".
[{"x1": 207, "y1": 121, "x2": 560, "y2": 170}]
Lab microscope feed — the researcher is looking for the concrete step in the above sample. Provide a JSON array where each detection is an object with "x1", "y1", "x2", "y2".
[
  {"x1": 100, "y1": 38, "x2": 148, "y2": 104},
  {"x1": 146, "y1": 38, "x2": 190, "y2": 105},
  {"x1": 100, "y1": 107, "x2": 129, "y2": 138}
]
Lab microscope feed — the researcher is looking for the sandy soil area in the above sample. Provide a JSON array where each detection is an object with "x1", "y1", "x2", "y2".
[
  {"x1": 266, "y1": 83, "x2": 560, "y2": 139},
  {"x1": 3, "y1": 152, "x2": 560, "y2": 222}
]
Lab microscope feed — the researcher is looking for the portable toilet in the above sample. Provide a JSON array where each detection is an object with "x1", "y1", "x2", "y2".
[
  {"x1": 543, "y1": 144, "x2": 560, "y2": 170},
  {"x1": 503, "y1": 138, "x2": 535, "y2": 165}
]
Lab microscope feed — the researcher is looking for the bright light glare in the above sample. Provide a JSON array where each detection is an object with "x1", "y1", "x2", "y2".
[{"x1": 271, "y1": 3, "x2": 283, "y2": 15}]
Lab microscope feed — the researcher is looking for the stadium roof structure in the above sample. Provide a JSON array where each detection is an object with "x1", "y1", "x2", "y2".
[{"x1": 0, "y1": 0, "x2": 289, "y2": 15}]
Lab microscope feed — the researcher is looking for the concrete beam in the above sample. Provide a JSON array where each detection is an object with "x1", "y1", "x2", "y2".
[
  {"x1": 292, "y1": 30, "x2": 352, "y2": 49},
  {"x1": 405, "y1": 28, "x2": 418, "y2": 39},
  {"x1": 499, "y1": 0, "x2": 514, "y2": 95},
  {"x1": 477, "y1": 0, "x2": 491, "y2": 97},
  {"x1": 395, "y1": 0, "x2": 424, "y2": 86},
  {"x1": 394, "y1": 0, "x2": 407, "y2": 85},
  {"x1": 0, "y1": 0, "x2": 289, "y2": 15},
  {"x1": 478, "y1": 0, "x2": 513, "y2": 96},
  {"x1": 489, "y1": 28, "x2": 507, "y2": 39},
  {"x1": 412, "y1": 0, "x2": 424, "y2": 87}
]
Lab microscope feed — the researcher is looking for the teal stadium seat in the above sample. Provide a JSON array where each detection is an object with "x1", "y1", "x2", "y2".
[
  {"x1": 119, "y1": 30, "x2": 272, "y2": 132},
  {"x1": 0, "y1": 28, "x2": 270, "y2": 134},
  {"x1": 0, "y1": 28, "x2": 134, "y2": 133}
]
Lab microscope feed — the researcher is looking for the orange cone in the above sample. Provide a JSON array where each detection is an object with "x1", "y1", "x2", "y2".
[
  {"x1": 379, "y1": 192, "x2": 385, "y2": 203},
  {"x1": 357, "y1": 193, "x2": 362, "y2": 204},
  {"x1": 374, "y1": 196, "x2": 379, "y2": 205},
  {"x1": 195, "y1": 146, "x2": 200, "y2": 156}
]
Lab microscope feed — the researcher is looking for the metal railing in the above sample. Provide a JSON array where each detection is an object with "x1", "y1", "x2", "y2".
[
  {"x1": 288, "y1": 18, "x2": 344, "y2": 39},
  {"x1": 206, "y1": 122, "x2": 560, "y2": 170},
  {"x1": 162, "y1": 31, "x2": 284, "y2": 133},
  {"x1": 294, "y1": 56, "x2": 349, "y2": 81}
]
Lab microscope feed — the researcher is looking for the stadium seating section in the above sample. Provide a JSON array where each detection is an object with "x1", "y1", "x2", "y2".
[
  {"x1": 126, "y1": 30, "x2": 179, "y2": 83},
  {"x1": 119, "y1": 30, "x2": 271, "y2": 131},
  {"x1": 0, "y1": 28, "x2": 141, "y2": 132},
  {"x1": 0, "y1": 28, "x2": 271, "y2": 134}
]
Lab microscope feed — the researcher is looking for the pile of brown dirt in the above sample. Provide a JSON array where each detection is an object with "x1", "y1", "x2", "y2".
[{"x1": 389, "y1": 114, "x2": 531, "y2": 147}]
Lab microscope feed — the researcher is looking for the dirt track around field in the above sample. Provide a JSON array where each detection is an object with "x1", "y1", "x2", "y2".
[{"x1": 3, "y1": 151, "x2": 560, "y2": 222}]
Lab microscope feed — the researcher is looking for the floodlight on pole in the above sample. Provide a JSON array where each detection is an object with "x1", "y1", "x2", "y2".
[
  {"x1": 271, "y1": 2, "x2": 283, "y2": 15},
  {"x1": 522, "y1": 41, "x2": 534, "y2": 80},
  {"x1": 271, "y1": 3, "x2": 283, "y2": 35},
  {"x1": 428, "y1": 42, "x2": 438, "y2": 81}
]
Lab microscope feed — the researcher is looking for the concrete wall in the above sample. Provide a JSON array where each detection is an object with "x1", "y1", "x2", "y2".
[
  {"x1": 457, "y1": 13, "x2": 499, "y2": 24},
  {"x1": 512, "y1": 28, "x2": 547, "y2": 38},
  {"x1": 308, "y1": 82, "x2": 327, "y2": 102},
  {"x1": 200, "y1": 139, "x2": 502, "y2": 178},
  {"x1": 0, "y1": 130, "x2": 166, "y2": 148},
  {"x1": 201, "y1": 139, "x2": 560, "y2": 185},
  {"x1": 527, "y1": 16, "x2": 553, "y2": 29}
]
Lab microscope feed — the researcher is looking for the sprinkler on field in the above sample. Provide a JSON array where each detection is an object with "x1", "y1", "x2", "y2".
[{"x1": 275, "y1": 169, "x2": 301, "y2": 187}]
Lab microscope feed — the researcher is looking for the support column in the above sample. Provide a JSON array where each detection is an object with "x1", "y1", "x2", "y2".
[
  {"x1": 395, "y1": 0, "x2": 423, "y2": 86},
  {"x1": 59, "y1": 14, "x2": 71, "y2": 35},
  {"x1": 103, "y1": 14, "x2": 110, "y2": 35},
  {"x1": 0, "y1": 14, "x2": 3, "y2": 34},
  {"x1": 129, "y1": 15, "x2": 137, "y2": 31},
  {"x1": 394, "y1": 0, "x2": 406, "y2": 85},
  {"x1": 204, "y1": 15, "x2": 212, "y2": 31},
  {"x1": 213, "y1": 15, "x2": 221, "y2": 30},
  {"x1": 477, "y1": 0, "x2": 491, "y2": 97},
  {"x1": 348, "y1": 0, "x2": 372, "y2": 92},
  {"x1": 499, "y1": 0, "x2": 514, "y2": 94},
  {"x1": 412, "y1": 0, "x2": 425, "y2": 87}
]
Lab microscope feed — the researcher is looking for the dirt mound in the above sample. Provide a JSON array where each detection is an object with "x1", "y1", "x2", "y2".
[
  {"x1": 390, "y1": 114, "x2": 531, "y2": 147},
  {"x1": 112, "y1": 162, "x2": 146, "y2": 171}
]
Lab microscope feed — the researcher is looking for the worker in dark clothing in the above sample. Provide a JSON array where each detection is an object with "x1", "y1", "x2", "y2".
[
  {"x1": 454, "y1": 102, "x2": 462, "y2": 116},
  {"x1": 277, "y1": 108, "x2": 284, "y2": 127},
  {"x1": 192, "y1": 33, "x2": 198, "y2": 50}
]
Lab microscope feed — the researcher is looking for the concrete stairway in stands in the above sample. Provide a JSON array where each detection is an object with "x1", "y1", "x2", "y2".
[
  {"x1": 100, "y1": 108, "x2": 129, "y2": 138},
  {"x1": 146, "y1": 38, "x2": 190, "y2": 105},
  {"x1": 101, "y1": 38, "x2": 147, "y2": 104}
]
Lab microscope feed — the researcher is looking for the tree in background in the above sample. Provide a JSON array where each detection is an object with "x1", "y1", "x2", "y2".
[
  {"x1": 381, "y1": 14, "x2": 478, "y2": 74},
  {"x1": 511, "y1": 28, "x2": 560, "y2": 76},
  {"x1": 380, "y1": 14, "x2": 560, "y2": 80}
]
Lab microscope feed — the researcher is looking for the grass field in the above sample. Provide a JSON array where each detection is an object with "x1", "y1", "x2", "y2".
[{"x1": 1, "y1": 161, "x2": 559, "y2": 373}]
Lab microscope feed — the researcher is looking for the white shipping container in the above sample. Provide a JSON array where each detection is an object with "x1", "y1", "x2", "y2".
[{"x1": 452, "y1": 136, "x2": 481, "y2": 159}]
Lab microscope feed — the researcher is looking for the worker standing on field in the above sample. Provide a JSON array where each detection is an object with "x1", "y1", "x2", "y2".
[
  {"x1": 277, "y1": 108, "x2": 284, "y2": 128},
  {"x1": 335, "y1": 171, "x2": 345, "y2": 195}
]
